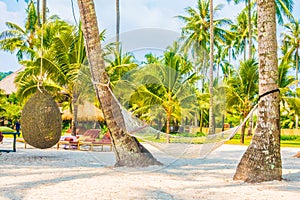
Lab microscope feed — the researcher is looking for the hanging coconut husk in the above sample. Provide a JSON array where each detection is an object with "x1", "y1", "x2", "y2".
[{"x1": 21, "y1": 90, "x2": 62, "y2": 149}]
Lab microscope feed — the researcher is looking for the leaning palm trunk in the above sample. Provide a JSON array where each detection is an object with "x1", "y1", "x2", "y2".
[
  {"x1": 77, "y1": 0, "x2": 161, "y2": 167},
  {"x1": 233, "y1": 0, "x2": 282, "y2": 183}
]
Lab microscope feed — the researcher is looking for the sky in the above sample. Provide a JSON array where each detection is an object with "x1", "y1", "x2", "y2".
[{"x1": 0, "y1": 0, "x2": 299, "y2": 72}]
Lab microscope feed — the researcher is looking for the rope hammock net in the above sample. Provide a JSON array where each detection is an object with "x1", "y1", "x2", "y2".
[{"x1": 120, "y1": 103, "x2": 257, "y2": 159}]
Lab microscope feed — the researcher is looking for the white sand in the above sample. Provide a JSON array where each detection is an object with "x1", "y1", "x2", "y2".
[{"x1": 1, "y1": 138, "x2": 300, "y2": 200}]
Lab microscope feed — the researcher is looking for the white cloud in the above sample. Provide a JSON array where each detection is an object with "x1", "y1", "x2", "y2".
[{"x1": 0, "y1": 1, "x2": 25, "y2": 30}]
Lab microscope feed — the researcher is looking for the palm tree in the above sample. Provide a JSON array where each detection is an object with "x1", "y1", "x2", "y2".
[
  {"x1": 196, "y1": 91, "x2": 210, "y2": 133},
  {"x1": 234, "y1": 0, "x2": 282, "y2": 183},
  {"x1": 115, "y1": 51, "x2": 198, "y2": 142},
  {"x1": 16, "y1": 0, "x2": 44, "y2": 26},
  {"x1": 17, "y1": 19, "x2": 111, "y2": 136},
  {"x1": 278, "y1": 63, "x2": 300, "y2": 128},
  {"x1": 178, "y1": 0, "x2": 231, "y2": 134},
  {"x1": 228, "y1": 0, "x2": 253, "y2": 59},
  {"x1": 105, "y1": 47, "x2": 138, "y2": 87},
  {"x1": 274, "y1": 0, "x2": 294, "y2": 25},
  {"x1": 229, "y1": 0, "x2": 293, "y2": 59},
  {"x1": 15, "y1": 19, "x2": 75, "y2": 93},
  {"x1": 230, "y1": 8, "x2": 257, "y2": 61},
  {"x1": 178, "y1": 0, "x2": 231, "y2": 76},
  {"x1": 0, "y1": 1, "x2": 38, "y2": 61},
  {"x1": 231, "y1": 10, "x2": 248, "y2": 61},
  {"x1": 14, "y1": 18, "x2": 87, "y2": 136},
  {"x1": 281, "y1": 17, "x2": 300, "y2": 128},
  {"x1": 223, "y1": 59, "x2": 258, "y2": 143},
  {"x1": 77, "y1": 0, "x2": 161, "y2": 167},
  {"x1": 178, "y1": 0, "x2": 231, "y2": 52}
]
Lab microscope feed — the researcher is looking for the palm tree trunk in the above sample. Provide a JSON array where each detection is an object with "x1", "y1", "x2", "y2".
[
  {"x1": 71, "y1": 91, "x2": 79, "y2": 136},
  {"x1": 229, "y1": 46, "x2": 232, "y2": 65},
  {"x1": 37, "y1": 0, "x2": 41, "y2": 26},
  {"x1": 247, "y1": 0, "x2": 252, "y2": 59},
  {"x1": 296, "y1": 49, "x2": 299, "y2": 129},
  {"x1": 221, "y1": 114, "x2": 225, "y2": 132},
  {"x1": 244, "y1": 38, "x2": 247, "y2": 61},
  {"x1": 208, "y1": 0, "x2": 215, "y2": 135},
  {"x1": 116, "y1": 0, "x2": 120, "y2": 51},
  {"x1": 199, "y1": 109, "x2": 203, "y2": 133},
  {"x1": 247, "y1": 113, "x2": 253, "y2": 136},
  {"x1": 234, "y1": 0, "x2": 282, "y2": 182},
  {"x1": 77, "y1": 0, "x2": 161, "y2": 167},
  {"x1": 42, "y1": 0, "x2": 46, "y2": 24},
  {"x1": 240, "y1": 118, "x2": 245, "y2": 144},
  {"x1": 166, "y1": 113, "x2": 171, "y2": 143}
]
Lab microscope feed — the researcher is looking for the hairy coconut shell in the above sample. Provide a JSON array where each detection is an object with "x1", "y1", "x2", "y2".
[{"x1": 21, "y1": 90, "x2": 62, "y2": 149}]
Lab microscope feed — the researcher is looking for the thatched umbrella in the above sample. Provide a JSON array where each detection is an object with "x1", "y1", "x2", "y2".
[
  {"x1": 61, "y1": 101, "x2": 104, "y2": 122},
  {"x1": 61, "y1": 109, "x2": 72, "y2": 121},
  {"x1": 77, "y1": 101, "x2": 104, "y2": 122}
]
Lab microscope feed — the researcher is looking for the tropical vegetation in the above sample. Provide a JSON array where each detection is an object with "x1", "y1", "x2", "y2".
[
  {"x1": 0, "y1": 0, "x2": 298, "y2": 138},
  {"x1": 0, "y1": 0, "x2": 298, "y2": 181}
]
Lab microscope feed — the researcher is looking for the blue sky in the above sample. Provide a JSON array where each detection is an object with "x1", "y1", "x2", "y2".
[{"x1": 0, "y1": 0, "x2": 299, "y2": 72}]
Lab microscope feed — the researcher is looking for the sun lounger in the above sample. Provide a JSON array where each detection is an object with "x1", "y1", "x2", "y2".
[
  {"x1": 57, "y1": 135, "x2": 79, "y2": 150},
  {"x1": 78, "y1": 129, "x2": 112, "y2": 151}
]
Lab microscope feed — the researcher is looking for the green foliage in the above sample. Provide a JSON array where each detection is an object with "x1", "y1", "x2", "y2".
[
  {"x1": 0, "y1": 92, "x2": 22, "y2": 123},
  {"x1": 114, "y1": 49, "x2": 199, "y2": 134},
  {"x1": 230, "y1": 134, "x2": 300, "y2": 141},
  {"x1": 195, "y1": 132, "x2": 206, "y2": 137},
  {"x1": 0, "y1": 126, "x2": 15, "y2": 132},
  {"x1": 0, "y1": 71, "x2": 13, "y2": 81},
  {"x1": 280, "y1": 135, "x2": 300, "y2": 141}
]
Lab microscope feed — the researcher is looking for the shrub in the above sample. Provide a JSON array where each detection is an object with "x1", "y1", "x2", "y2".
[
  {"x1": 280, "y1": 135, "x2": 300, "y2": 141},
  {"x1": 0, "y1": 126, "x2": 15, "y2": 132}
]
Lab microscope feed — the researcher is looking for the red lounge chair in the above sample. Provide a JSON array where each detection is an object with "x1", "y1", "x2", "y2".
[{"x1": 78, "y1": 130, "x2": 112, "y2": 151}]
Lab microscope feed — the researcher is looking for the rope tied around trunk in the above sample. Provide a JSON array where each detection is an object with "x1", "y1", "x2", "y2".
[{"x1": 258, "y1": 89, "x2": 280, "y2": 102}]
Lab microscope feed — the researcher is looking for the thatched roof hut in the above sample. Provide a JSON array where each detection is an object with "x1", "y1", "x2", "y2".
[{"x1": 0, "y1": 67, "x2": 24, "y2": 95}]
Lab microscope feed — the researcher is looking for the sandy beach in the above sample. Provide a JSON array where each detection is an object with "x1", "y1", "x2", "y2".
[{"x1": 0, "y1": 138, "x2": 300, "y2": 200}]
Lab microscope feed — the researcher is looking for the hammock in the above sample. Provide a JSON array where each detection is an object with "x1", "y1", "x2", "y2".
[{"x1": 120, "y1": 103, "x2": 258, "y2": 159}]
